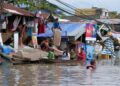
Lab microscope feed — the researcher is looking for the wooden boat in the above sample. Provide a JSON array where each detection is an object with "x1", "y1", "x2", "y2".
[
  {"x1": 13, "y1": 59, "x2": 80, "y2": 65},
  {"x1": 0, "y1": 52, "x2": 80, "y2": 65},
  {"x1": 38, "y1": 59, "x2": 80, "y2": 65}
]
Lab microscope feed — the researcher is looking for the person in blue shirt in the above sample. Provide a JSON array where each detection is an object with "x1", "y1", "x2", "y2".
[
  {"x1": 52, "y1": 18, "x2": 62, "y2": 32},
  {"x1": 86, "y1": 43, "x2": 95, "y2": 65},
  {"x1": 25, "y1": 27, "x2": 32, "y2": 45},
  {"x1": 52, "y1": 18, "x2": 62, "y2": 47}
]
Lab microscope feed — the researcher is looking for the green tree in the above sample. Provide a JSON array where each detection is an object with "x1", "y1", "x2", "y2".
[
  {"x1": 109, "y1": 11, "x2": 117, "y2": 18},
  {"x1": 4, "y1": 0, "x2": 57, "y2": 12},
  {"x1": 116, "y1": 13, "x2": 120, "y2": 19}
]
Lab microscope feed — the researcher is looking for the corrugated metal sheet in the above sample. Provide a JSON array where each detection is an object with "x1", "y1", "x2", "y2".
[
  {"x1": 97, "y1": 19, "x2": 120, "y2": 24},
  {"x1": 3, "y1": 3, "x2": 34, "y2": 17},
  {"x1": 75, "y1": 8, "x2": 97, "y2": 16},
  {"x1": 37, "y1": 22, "x2": 86, "y2": 40}
]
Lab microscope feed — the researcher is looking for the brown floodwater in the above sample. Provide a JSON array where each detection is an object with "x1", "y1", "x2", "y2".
[{"x1": 0, "y1": 59, "x2": 120, "y2": 86}]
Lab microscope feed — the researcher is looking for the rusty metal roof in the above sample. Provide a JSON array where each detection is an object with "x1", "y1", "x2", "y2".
[
  {"x1": 97, "y1": 19, "x2": 120, "y2": 24},
  {"x1": 3, "y1": 3, "x2": 34, "y2": 17}
]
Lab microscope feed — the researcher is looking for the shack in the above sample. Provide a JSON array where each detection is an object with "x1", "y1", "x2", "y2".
[
  {"x1": 0, "y1": 3, "x2": 49, "y2": 64},
  {"x1": 37, "y1": 22, "x2": 86, "y2": 40},
  {"x1": 1, "y1": 3, "x2": 35, "y2": 46},
  {"x1": 97, "y1": 19, "x2": 120, "y2": 40},
  {"x1": 36, "y1": 22, "x2": 86, "y2": 51}
]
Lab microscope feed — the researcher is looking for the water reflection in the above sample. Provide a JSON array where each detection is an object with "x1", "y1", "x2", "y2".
[{"x1": 0, "y1": 60, "x2": 120, "y2": 86}]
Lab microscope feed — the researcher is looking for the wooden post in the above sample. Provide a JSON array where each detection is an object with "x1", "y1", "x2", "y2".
[
  {"x1": 14, "y1": 32, "x2": 19, "y2": 52},
  {"x1": 34, "y1": 19, "x2": 38, "y2": 33},
  {"x1": 0, "y1": 32, "x2": 3, "y2": 46},
  {"x1": 0, "y1": 0, "x2": 3, "y2": 46}
]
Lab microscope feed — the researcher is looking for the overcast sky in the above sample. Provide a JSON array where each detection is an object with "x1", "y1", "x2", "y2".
[{"x1": 47, "y1": 0, "x2": 120, "y2": 13}]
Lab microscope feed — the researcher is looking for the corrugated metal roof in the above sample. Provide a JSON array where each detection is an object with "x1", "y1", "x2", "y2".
[
  {"x1": 37, "y1": 22, "x2": 86, "y2": 40},
  {"x1": 3, "y1": 3, "x2": 34, "y2": 17},
  {"x1": 97, "y1": 19, "x2": 120, "y2": 24}
]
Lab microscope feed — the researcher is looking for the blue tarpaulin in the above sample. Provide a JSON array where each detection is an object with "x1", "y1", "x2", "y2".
[{"x1": 36, "y1": 22, "x2": 86, "y2": 40}]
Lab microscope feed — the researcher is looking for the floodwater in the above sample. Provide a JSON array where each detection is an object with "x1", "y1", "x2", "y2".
[{"x1": 0, "y1": 59, "x2": 120, "y2": 86}]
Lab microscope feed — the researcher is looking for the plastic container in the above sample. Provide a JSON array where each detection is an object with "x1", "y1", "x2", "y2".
[{"x1": 2, "y1": 46, "x2": 12, "y2": 54}]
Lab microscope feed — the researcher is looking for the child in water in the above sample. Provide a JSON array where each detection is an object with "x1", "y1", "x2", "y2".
[
  {"x1": 86, "y1": 59, "x2": 96, "y2": 70},
  {"x1": 62, "y1": 48, "x2": 70, "y2": 60}
]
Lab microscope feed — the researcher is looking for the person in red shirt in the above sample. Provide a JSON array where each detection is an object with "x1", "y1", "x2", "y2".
[{"x1": 77, "y1": 48, "x2": 86, "y2": 62}]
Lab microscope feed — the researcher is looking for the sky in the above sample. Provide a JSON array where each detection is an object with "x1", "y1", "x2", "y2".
[{"x1": 47, "y1": 0, "x2": 120, "y2": 13}]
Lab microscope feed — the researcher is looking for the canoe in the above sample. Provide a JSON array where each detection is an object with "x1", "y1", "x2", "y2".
[
  {"x1": 12, "y1": 59, "x2": 80, "y2": 65},
  {"x1": 0, "y1": 52, "x2": 80, "y2": 65},
  {"x1": 39, "y1": 59, "x2": 80, "y2": 65}
]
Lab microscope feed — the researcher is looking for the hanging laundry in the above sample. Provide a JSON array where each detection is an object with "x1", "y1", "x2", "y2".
[
  {"x1": 2, "y1": 21, "x2": 7, "y2": 29},
  {"x1": 0, "y1": 23, "x2": 2, "y2": 30},
  {"x1": 0, "y1": 33, "x2": 3, "y2": 46},
  {"x1": 101, "y1": 38, "x2": 116, "y2": 58},
  {"x1": 27, "y1": 27, "x2": 32, "y2": 37},
  {"x1": 32, "y1": 33, "x2": 38, "y2": 48},
  {"x1": 12, "y1": 16, "x2": 21, "y2": 31},
  {"x1": 92, "y1": 24, "x2": 97, "y2": 38},
  {"x1": 7, "y1": 16, "x2": 14, "y2": 30},
  {"x1": 23, "y1": 17, "x2": 26, "y2": 25},
  {"x1": 0, "y1": 17, "x2": 7, "y2": 30},
  {"x1": 86, "y1": 24, "x2": 93, "y2": 37},
  {"x1": 53, "y1": 29, "x2": 61, "y2": 47},
  {"x1": 24, "y1": 27, "x2": 32, "y2": 45},
  {"x1": 86, "y1": 23, "x2": 97, "y2": 41},
  {"x1": 38, "y1": 18, "x2": 45, "y2": 34}
]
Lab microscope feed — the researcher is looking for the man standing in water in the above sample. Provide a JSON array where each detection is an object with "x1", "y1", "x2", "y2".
[
  {"x1": 86, "y1": 59, "x2": 96, "y2": 85},
  {"x1": 86, "y1": 42, "x2": 95, "y2": 65}
]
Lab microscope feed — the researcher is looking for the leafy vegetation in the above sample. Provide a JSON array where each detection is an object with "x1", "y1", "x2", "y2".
[
  {"x1": 4, "y1": 0, "x2": 57, "y2": 12},
  {"x1": 109, "y1": 11, "x2": 120, "y2": 18}
]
